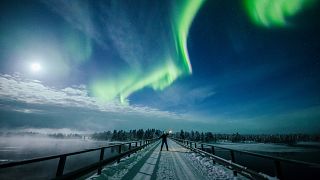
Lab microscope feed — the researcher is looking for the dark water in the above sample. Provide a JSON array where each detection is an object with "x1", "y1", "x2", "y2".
[{"x1": 0, "y1": 136, "x2": 125, "y2": 180}]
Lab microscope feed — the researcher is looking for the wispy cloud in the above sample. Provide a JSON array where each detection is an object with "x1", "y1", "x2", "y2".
[
  {"x1": 154, "y1": 84, "x2": 216, "y2": 110},
  {"x1": 12, "y1": 108, "x2": 43, "y2": 114},
  {"x1": 41, "y1": 0, "x2": 107, "y2": 48},
  {"x1": 0, "y1": 74, "x2": 179, "y2": 119},
  {"x1": 41, "y1": 0, "x2": 162, "y2": 69}
]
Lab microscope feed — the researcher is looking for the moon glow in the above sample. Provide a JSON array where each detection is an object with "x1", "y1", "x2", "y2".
[{"x1": 30, "y1": 63, "x2": 41, "y2": 72}]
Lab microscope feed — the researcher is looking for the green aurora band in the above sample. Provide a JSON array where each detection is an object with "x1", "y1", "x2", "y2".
[
  {"x1": 92, "y1": 0, "x2": 206, "y2": 104},
  {"x1": 172, "y1": 0, "x2": 206, "y2": 74},
  {"x1": 244, "y1": 0, "x2": 315, "y2": 27}
]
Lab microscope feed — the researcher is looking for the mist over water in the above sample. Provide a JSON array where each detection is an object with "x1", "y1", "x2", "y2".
[
  {"x1": 0, "y1": 135, "x2": 109, "y2": 163},
  {"x1": 0, "y1": 135, "x2": 115, "y2": 179},
  {"x1": 0, "y1": 134, "x2": 319, "y2": 179}
]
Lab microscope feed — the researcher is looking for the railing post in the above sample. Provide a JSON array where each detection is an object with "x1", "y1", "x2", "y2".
[
  {"x1": 140, "y1": 141, "x2": 142, "y2": 147},
  {"x1": 117, "y1": 145, "x2": 122, "y2": 163},
  {"x1": 195, "y1": 143, "x2": 197, "y2": 149},
  {"x1": 56, "y1": 155, "x2": 66, "y2": 177},
  {"x1": 201, "y1": 144, "x2": 204, "y2": 151},
  {"x1": 274, "y1": 160, "x2": 283, "y2": 180},
  {"x1": 128, "y1": 143, "x2": 132, "y2": 157},
  {"x1": 190, "y1": 142, "x2": 192, "y2": 148},
  {"x1": 230, "y1": 150, "x2": 237, "y2": 176},
  {"x1": 135, "y1": 142, "x2": 138, "y2": 148},
  {"x1": 211, "y1": 146, "x2": 215, "y2": 164},
  {"x1": 98, "y1": 148, "x2": 105, "y2": 175}
]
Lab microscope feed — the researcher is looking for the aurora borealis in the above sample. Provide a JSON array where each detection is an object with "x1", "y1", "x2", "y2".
[
  {"x1": 0, "y1": 0, "x2": 320, "y2": 133},
  {"x1": 244, "y1": 0, "x2": 315, "y2": 27},
  {"x1": 91, "y1": 0, "x2": 206, "y2": 103}
]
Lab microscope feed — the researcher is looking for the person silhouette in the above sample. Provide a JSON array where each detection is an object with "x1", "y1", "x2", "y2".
[{"x1": 159, "y1": 132, "x2": 169, "y2": 151}]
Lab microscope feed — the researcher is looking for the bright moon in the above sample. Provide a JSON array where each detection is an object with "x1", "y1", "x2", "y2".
[{"x1": 31, "y1": 63, "x2": 41, "y2": 72}]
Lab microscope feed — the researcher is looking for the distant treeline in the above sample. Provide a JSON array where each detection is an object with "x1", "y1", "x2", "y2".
[
  {"x1": 173, "y1": 130, "x2": 320, "y2": 144},
  {"x1": 0, "y1": 132, "x2": 40, "y2": 136},
  {"x1": 91, "y1": 129, "x2": 162, "y2": 141},
  {"x1": 48, "y1": 133, "x2": 82, "y2": 139},
  {"x1": 0, "y1": 132, "x2": 83, "y2": 139}
]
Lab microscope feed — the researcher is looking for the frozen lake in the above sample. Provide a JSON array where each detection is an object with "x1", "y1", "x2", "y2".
[
  {"x1": 216, "y1": 141, "x2": 320, "y2": 152},
  {"x1": 0, "y1": 136, "x2": 110, "y2": 163},
  {"x1": 212, "y1": 141, "x2": 320, "y2": 163},
  {"x1": 0, "y1": 136, "x2": 116, "y2": 180},
  {"x1": 202, "y1": 141, "x2": 320, "y2": 179}
]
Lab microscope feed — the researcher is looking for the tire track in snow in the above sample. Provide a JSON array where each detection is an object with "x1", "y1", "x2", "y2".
[{"x1": 156, "y1": 139, "x2": 206, "y2": 180}]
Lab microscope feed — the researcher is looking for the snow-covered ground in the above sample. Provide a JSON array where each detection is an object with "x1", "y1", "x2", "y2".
[
  {"x1": 214, "y1": 142, "x2": 319, "y2": 153},
  {"x1": 185, "y1": 152, "x2": 242, "y2": 179},
  {"x1": 88, "y1": 141, "x2": 160, "y2": 180},
  {"x1": 296, "y1": 141, "x2": 320, "y2": 147},
  {"x1": 156, "y1": 140, "x2": 242, "y2": 180}
]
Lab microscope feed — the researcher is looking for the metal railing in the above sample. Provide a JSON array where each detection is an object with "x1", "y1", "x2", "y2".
[
  {"x1": 0, "y1": 138, "x2": 159, "y2": 179},
  {"x1": 172, "y1": 138, "x2": 320, "y2": 180}
]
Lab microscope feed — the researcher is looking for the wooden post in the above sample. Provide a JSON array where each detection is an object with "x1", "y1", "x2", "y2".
[
  {"x1": 230, "y1": 150, "x2": 237, "y2": 176},
  {"x1": 211, "y1": 146, "x2": 215, "y2": 164},
  {"x1": 117, "y1": 145, "x2": 122, "y2": 163},
  {"x1": 201, "y1": 144, "x2": 204, "y2": 151},
  {"x1": 128, "y1": 143, "x2": 132, "y2": 157},
  {"x1": 56, "y1": 155, "x2": 66, "y2": 177},
  {"x1": 98, "y1": 148, "x2": 105, "y2": 174},
  {"x1": 274, "y1": 160, "x2": 283, "y2": 180}
]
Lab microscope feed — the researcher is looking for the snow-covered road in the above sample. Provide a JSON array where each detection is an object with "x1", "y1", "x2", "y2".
[
  {"x1": 156, "y1": 139, "x2": 206, "y2": 180},
  {"x1": 90, "y1": 139, "x2": 240, "y2": 180}
]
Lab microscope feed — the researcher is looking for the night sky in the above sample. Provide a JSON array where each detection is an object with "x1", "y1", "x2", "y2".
[{"x1": 0, "y1": 0, "x2": 319, "y2": 134}]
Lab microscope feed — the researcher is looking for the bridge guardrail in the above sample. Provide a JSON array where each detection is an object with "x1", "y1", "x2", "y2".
[
  {"x1": 0, "y1": 138, "x2": 159, "y2": 179},
  {"x1": 171, "y1": 137, "x2": 320, "y2": 180}
]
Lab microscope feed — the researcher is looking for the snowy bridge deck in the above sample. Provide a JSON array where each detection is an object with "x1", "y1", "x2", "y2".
[
  {"x1": 89, "y1": 139, "x2": 237, "y2": 180},
  {"x1": 1, "y1": 138, "x2": 319, "y2": 179}
]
